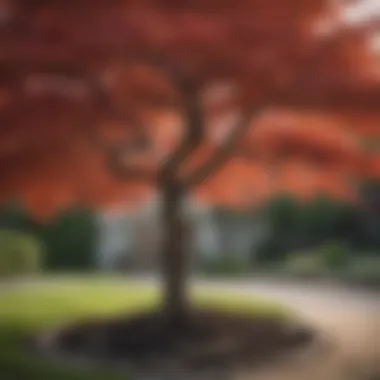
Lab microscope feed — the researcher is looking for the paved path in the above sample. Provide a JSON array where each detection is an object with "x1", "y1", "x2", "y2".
[
  {"x1": 1, "y1": 276, "x2": 379, "y2": 379},
  {"x1": 192, "y1": 278, "x2": 380, "y2": 380},
  {"x1": 133, "y1": 276, "x2": 380, "y2": 379}
]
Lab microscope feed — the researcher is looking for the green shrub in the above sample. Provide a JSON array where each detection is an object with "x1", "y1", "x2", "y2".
[
  {"x1": 339, "y1": 257, "x2": 380, "y2": 287},
  {"x1": 284, "y1": 241, "x2": 351, "y2": 278},
  {"x1": 319, "y1": 240, "x2": 351, "y2": 269},
  {"x1": 284, "y1": 251, "x2": 326, "y2": 278},
  {"x1": 38, "y1": 208, "x2": 97, "y2": 272},
  {"x1": 200, "y1": 255, "x2": 249, "y2": 276},
  {"x1": 0, "y1": 203, "x2": 97, "y2": 272},
  {"x1": 0, "y1": 230, "x2": 44, "y2": 277},
  {"x1": 254, "y1": 238, "x2": 287, "y2": 264}
]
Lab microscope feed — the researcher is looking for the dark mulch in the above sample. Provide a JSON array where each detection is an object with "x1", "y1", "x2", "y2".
[{"x1": 33, "y1": 309, "x2": 314, "y2": 372}]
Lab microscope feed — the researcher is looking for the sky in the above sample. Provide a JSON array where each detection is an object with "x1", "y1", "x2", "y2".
[
  {"x1": 317, "y1": 0, "x2": 380, "y2": 53},
  {"x1": 346, "y1": 0, "x2": 380, "y2": 56},
  {"x1": 342, "y1": 0, "x2": 380, "y2": 25}
]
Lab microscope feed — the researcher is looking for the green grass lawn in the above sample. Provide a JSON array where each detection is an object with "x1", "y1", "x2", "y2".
[{"x1": 0, "y1": 276, "x2": 291, "y2": 380}]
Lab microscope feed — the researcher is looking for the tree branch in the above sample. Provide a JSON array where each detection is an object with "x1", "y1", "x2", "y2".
[
  {"x1": 77, "y1": 70, "x2": 155, "y2": 182},
  {"x1": 75, "y1": 55, "x2": 204, "y2": 186},
  {"x1": 159, "y1": 86, "x2": 204, "y2": 188},
  {"x1": 128, "y1": 56, "x2": 206, "y2": 187},
  {"x1": 184, "y1": 106, "x2": 266, "y2": 188},
  {"x1": 3, "y1": 57, "x2": 205, "y2": 184}
]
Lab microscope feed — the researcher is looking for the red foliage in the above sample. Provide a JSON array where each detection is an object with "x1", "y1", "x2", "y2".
[{"x1": 0, "y1": 0, "x2": 379, "y2": 217}]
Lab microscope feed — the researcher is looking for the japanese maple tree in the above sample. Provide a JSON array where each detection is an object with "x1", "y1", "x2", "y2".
[{"x1": 0, "y1": 0, "x2": 379, "y2": 324}]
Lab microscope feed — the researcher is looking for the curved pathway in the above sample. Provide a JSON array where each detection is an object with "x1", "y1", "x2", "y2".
[{"x1": 192, "y1": 277, "x2": 380, "y2": 380}]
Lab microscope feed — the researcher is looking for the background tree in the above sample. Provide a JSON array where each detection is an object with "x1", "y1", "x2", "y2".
[
  {"x1": 0, "y1": 202, "x2": 97, "y2": 271},
  {"x1": 0, "y1": 0, "x2": 379, "y2": 324}
]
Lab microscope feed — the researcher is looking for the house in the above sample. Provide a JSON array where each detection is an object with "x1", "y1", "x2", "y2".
[
  {"x1": 95, "y1": 196, "x2": 267, "y2": 271},
  {"x1": 95, "y1": 206, "x2": 135, "y2": 270}
]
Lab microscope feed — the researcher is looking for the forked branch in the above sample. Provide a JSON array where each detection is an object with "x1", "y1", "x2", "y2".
[
  {"x1": 131, "y1": 57, "x2": 206, "y2": 186},
  {"x1": 184, "y1": 106, "x2": 266, "y2": 188},
  {"x1": 159, "y1": 87, "x2": 204, "y2": 187}
]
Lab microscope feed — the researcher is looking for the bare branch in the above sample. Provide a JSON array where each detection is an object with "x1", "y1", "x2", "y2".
[{"x1": 184, "y1": 107, "x2": 266, "y2": 188}]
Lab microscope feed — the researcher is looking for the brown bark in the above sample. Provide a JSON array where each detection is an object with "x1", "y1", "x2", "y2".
[
  {"x1": 160, "y1": 181, "x2": 190, "y2": 327},
  {"x1": 156, "y1": 85, "x2": 203, "y2": 327}
]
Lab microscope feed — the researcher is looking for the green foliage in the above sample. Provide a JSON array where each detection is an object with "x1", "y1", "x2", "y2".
[
  {"x1": 284, "y1": 251, "x2": 326, "y2": 278},
  {"x1": 319, "y1": 240, "x2": 351, "y2": 269},
  {"x1": 254, "y1": 194, "x2": 362, "y2": 265},
  {"x1": 38, "y1": 208, "x2": 97, "y2": 272},
  {"x1": 285, "y1": 240, "x2": 351, "y2": 278},
  {"x1": 200, "y1": 255, "x2": 249, "y2": 276},
  {"x1": 254, "y1": 237, "x2": 287, "y2": 264},
  {"x1": 339, "y1": 257, "x2": 380, "y2": 287},
  {"x1": 283, "y1": 243, "x2": 380, "y2": 287},
  {"x1": 261, "y1": 194, "x2": 301, "y2": 237},
  {"x1": 0, "y1": 230, "x2": 44, "y2": 277},
  {"x1": 298, "y1": 195, "x2": 360, "y2": 244},
  {"x1": 356, "y1": 179, "x2": 380, "y2": 249},
  {"x1": 0, "y1": 203, "x2": 98, "y2": 272},
  {"x1": 0, "y1": 201, "x2": 35, "y2": 231}
]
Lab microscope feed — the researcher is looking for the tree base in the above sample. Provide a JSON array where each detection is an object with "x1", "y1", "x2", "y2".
[{"x1": 33, "y1": 308, "x2": 314, "y2": 374}]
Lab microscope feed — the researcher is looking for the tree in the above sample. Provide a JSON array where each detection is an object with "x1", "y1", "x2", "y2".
[{"x1": 0, "y1": 0, "x2": 379, "y2": 325}]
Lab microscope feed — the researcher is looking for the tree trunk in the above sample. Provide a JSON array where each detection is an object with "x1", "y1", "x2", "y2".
[{"x1": 161, "y1": 183, "x2": 190, "y2": 327}]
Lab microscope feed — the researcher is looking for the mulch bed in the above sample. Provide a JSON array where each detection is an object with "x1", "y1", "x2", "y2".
[{"x1": 33, "y1": 309, "x2": 315, "y2": 374}]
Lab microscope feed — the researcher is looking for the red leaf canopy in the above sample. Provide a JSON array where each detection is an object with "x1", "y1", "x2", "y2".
[{"x1": 0, "y1": 0, "x2": 379, "y2": 217}]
